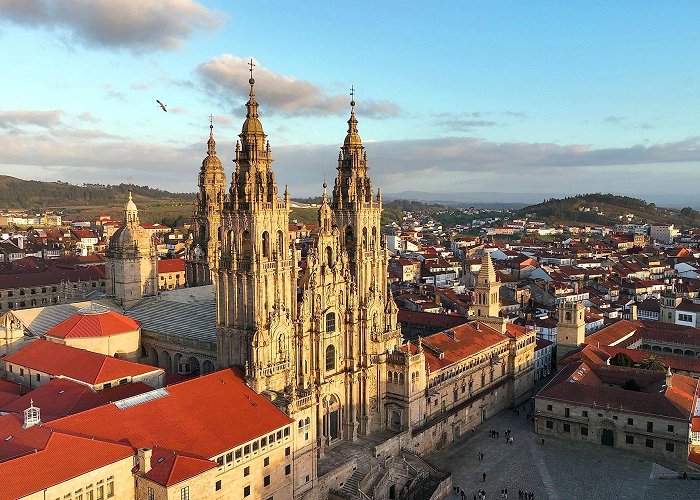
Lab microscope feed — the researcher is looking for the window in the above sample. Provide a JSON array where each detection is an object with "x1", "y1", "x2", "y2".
[
  {"x1": 285, "y1": 464, "x2": 291, "y2": 475},
  {"x1": 666, "y1": 442, "x2": 675, "y2": 452},
  {"x1": 106, "y1": 478, "x2": 113, "y2": 498},
  {"x1": 264, "y1": 457, "x2": 270, "y2": 467},
  {"x1": 253, "y1": 441, "x2": 259, "y2": 452},
  {"x1": 216, "y1": 480, "x2": 222, "y2": 491},
  {"x1": 668, "y1": 425, "x2": 674, "y2": 433},
  {"x1": 612, "y1": 415, "x2": 618, "y2": 420},
  {"x1": 581, "y1": 410, "x2": 588, "y2": 417},
  {"x1": 235, "y1": 449, "x2": 242, "y2": 460},
  {"x1": 564, "y1": 408, "x2": 570, "y2": 417},
  {"x1": 326, "y1": 312, "x2": 336, "y2": 332},
  {"x1": 36, "y1": 373, "x2": 41, "y2": 382},
  {"x1": 563, "y1": 423, "x2": 571, "y2": 433},
  {"x1": 147, "y1": 488, "x2": 154, "y2": 500},
  {"x1": 284, "y1": 427, "x2": 290, "y2": 437},
  {"x1": 547, "y1": 404, "x2": 552, "y2": 411},
  {"x1": 626, "y1": 435, "x2": 634, "y2": 444},
  {"x1": 581, "y1": 426, "x2": 588, "y2": 436},
  {"x1": 679, "y1": 313, "x2": 693, "y2": 322},
  {"x1": 546, "y1": 420, "x2": 553, "y2": 429},
  {"x1": 264, "y1": 475, "x2": 271, "y2": 487},
  {"x1": 647, "y1": 421, "x2": 653, "y2": 433},
  {"x1": 217, "y1": 456, "x2": 224, "y2": 466},
  {"x1": 645, "y1": 438, "x2": 654, "y2": 448},
  {"x1": 244, "y1": 444, "x2": 250, "y2": 455},
  {"x1": 244, "y1": 486, "x2": 251, "y2": 497},
  {"x1": 96, "y1": 485, "x2": 104, "y2": 500},
  {"x1": 181, "y1": 486, "x2": 189, "y2": 500},
  {"x1": 627, "y1": 418, "x2": 634, "y2": 425},
  {"x1": 325, "y1": 345, "x2": 336, "y2": 371},
  {"x1": 244, "y1": 466, "x2": 250, "y2": 477},
  {"x1": 226, "y1": 452, "x2": 233, "y2": 462},
  {"x1": 285, "y1": 446, "x2": 291, "y2": 456}
]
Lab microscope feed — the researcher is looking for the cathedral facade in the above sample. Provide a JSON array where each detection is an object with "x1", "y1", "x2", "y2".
[{"x1": 184, "y1": 73, "x2": 535, "y2": 496}]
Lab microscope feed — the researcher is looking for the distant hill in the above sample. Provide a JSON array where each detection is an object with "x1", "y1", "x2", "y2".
[
  {"x1": 518, "y1": 193, "x2": 700, "y2": 227},
  {"x1": 0, "y1": 175, "x2": 193, "y2": 210}
]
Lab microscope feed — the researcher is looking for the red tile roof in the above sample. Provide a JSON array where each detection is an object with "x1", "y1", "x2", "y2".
[
  {"x1": 403, "y1": 322, "x2": 507, "y2": 371},
  {"x1": 0, "y1": 414, "x2": 52, "y2": 461},
  {"x1": 0, "y1": 426, "x2": 133, "y2": 499},
  {"x1": 157, "y1": 258, "x2": 185, "y2": 274},
  {"x1": 47, "y1": 369, "x2": 293, "y2": 459},
  {"x1": 47, "y1": 307, "x2": 140, "y2": 339},
  {"x1": 4, "y1": 340, "x2": 161, "y2": 386},
  {"x1": 584, "y1": 319, "x2": 641, "y2": 347},
  {"x1": 0, "y1": 265, "x2": 105, "y2": 289},
  {"x1": 397, "y1": 310, "x2": 469, "y2": 330},
  {"x1": 0, "y1": 378, "x2": 153, "y2": 422},
  {"x1": 145, "y1": 447, "x2": 216, "y2": 486}
]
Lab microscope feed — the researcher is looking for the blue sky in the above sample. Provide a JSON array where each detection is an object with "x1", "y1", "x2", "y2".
[{"x1": 0, "y1": 1, "x2": 699, "y2": 203}]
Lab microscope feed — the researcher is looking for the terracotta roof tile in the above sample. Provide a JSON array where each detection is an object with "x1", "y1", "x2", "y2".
[
  {"x1": 47, "y1": 368, "x2": 293, "y2": 459},
  {"x1": 47, "y1": 307, "x2": 140, "y2": 339},
  {"x1": 157, "y1": 258, "x2": 185, "y2": 274},
  {"x1": 144, "y1": 447, "x2": 216, "y2": 486},
  {"x1": 4, "y1": 340, "x2": 161, "y2": 386}
]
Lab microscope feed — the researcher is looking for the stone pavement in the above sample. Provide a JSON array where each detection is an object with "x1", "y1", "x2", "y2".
[{"x1": 428, "y1": 405, "x2": 698, "y2": 500}]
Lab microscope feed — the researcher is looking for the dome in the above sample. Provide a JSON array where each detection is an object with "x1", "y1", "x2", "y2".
[
  {"x1": 125, "y1": 192, "x2": 137, "y2": 213},
  {"x1": 109, "y1": 223, "x2": 153, "y2": 256},
  {"x1": 343, "y1": 108, "x2": 362, "y2": 148},
  {"x1": 242, "y1": 116, "x2": 264, "y2": 136},
  {"x1": 202, "y1": 154, "x2": 223, "y2": 170}
]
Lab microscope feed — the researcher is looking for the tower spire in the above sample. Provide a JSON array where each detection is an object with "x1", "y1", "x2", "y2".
[
  {"x1": 344, "y1": 85, "x2": 362, "y2": 148},
  {"x1": 207, "y1": 114, "x2": 216, "y2": 156}
]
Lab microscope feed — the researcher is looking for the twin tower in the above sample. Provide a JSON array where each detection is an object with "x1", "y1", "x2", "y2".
[{"x1": 186, "y1": 72, "x2": 401, "y2": 439}]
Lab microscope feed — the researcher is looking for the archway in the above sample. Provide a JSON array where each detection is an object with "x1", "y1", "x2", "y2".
[
  {"x1": 323, "y1": 394, "x2": 341, "y2": 442},
  {"x1": 146, "y1": 347, "x2": 158, "y2": 367},
  {"x1": 188, "y1": 356, "x2": 200, "y2": 375},
  {"x1": 389, "y1": 410, "x2": 401, "y2": 431},
  {"x1": 174, "y1": 353, "x2": 183, "y2": 374},
  {"x1": 160, "y1": 351, "x2": 172, "y2": 375},
  {"x1": 203, "y1": 359, "x2": 215, "y2": 374},
  {"x1": 601, "y1": 428, "x2": 615, "y2": 447}
]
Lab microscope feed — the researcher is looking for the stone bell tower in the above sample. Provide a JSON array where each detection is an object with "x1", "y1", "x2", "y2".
[
  {"x1": 187, "y1": 118, "x2": 226, "y2": 286},
  {"x1": 556, "y1": 300, "x2": 586, "y2": 363},
  {"x1": 216, "y1": 64, "x2": 297, "y2": 395}
]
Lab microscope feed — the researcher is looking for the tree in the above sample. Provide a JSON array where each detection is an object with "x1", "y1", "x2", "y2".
[
  {"x1": 621, "y1": 379, "x2": 641, "y2": 392},
  {"x1": 639, "y1": 355, "x2": 666, "y2": 372},
  {"x1": 610, "y1": 352, "x2": 635, "y2": 367}
]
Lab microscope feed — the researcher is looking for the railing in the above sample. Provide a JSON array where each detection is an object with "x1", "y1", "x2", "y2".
[
  {"x1": 386, "y1": 352, "x2": 406, "y2": 365},
  {"x1": 252, "y1": 360, "x2": 290, "y2": 377}
]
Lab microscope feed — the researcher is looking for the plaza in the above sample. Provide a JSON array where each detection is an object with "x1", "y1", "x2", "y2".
[{"x1": 429, "y1": 406, "x2": 698, "y2": 500}]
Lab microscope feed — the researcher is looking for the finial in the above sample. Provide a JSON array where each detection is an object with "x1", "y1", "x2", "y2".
[
  {"x1": 248, "y1": 58, "x2": 256, "y2": 85},
  {"x1": 350, "y1": 85, "x2": 355, "y2": 108},
  {"x1": 128, "y1": 190, "x2": 132, "y2": 201},
  {"x1": 209, "y1": 114, "x2": 213, "y2": 128}
]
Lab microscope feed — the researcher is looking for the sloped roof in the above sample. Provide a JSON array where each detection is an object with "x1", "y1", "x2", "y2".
[
  {"x1": 46, "y1": 304, "x2": 140, "y2": 339},
  {"x1": 157, "y1": 258, "x2": 185, "y2": 274},
  {"x1": 4, "y1": 340, "x2": 161, "y2": 385},
  {"x1": 47, "y1": 369, "x2": 293, "y2": 459},
  {"x1": 0, "y1": 422, "x2": 132, "y2": 500},
  {"x1": 0, "y1": 378, "x2": 153, "y2": 422},
  {"x1": 145, "y1": 447, "x2": 216, "y2": 486}
]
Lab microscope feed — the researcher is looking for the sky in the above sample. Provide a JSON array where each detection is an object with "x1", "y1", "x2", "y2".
[{"x1": 0, "y1": 0, "x2": 699, "y2": 204}]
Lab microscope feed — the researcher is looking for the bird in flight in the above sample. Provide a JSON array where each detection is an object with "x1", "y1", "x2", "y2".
[{"x1": 156, "y1": 100, "x2": 167, "y2": 112}]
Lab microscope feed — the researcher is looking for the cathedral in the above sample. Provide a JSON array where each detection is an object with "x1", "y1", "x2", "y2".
[
  {"x1": 187, "y1": 72, "x2": 403, "y2": 460},
  {"x1": 174, "y1": 70, "x2": 534, "y2": 496}
]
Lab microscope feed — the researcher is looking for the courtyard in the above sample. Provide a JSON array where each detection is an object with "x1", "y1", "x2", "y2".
[{"x1": 428, "y1": 405, "x2": 698, "y2": 500}]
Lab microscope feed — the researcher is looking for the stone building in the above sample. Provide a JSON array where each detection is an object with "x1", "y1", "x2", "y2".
[
  {"x1": 535, "y1": 361, "x2": 700, "y2": 467},
  {"x1": 105, "y1": 193, "x2": 158, "y2": 306}
]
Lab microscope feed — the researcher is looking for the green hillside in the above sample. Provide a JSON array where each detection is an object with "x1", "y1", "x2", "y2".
[{"x1": 519, "y1": 193, "x2": 700, "y2": 227}]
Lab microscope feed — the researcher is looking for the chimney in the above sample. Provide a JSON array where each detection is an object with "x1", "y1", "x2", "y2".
[
  {"x1": 138, "y1": 448, "x2": 152, "y2": 474},
  {"x1": 629, "y1": 304, "x2": 637, "y2": 321},
  {"x1": 666, "y1": 366, "x2": 673, "y2": 389}
]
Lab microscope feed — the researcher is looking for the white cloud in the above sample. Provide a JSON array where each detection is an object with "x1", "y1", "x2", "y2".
[
  {"x1": 197, "y1": 54, "x2": 402, "y2": 118},
  {"x1": 0, "y1": 0, "x2": 224, "y2": 52},
  {"x1": 0, "y1": 109, "x2": 63, "y2": 128}
]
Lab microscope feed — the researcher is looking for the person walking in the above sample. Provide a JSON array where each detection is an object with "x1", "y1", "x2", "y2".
[
  {"x1": 483, "y1": 472, "x2": 487, "y2": 482},
  {"x1": 541, "y1": 437, "x2": 545, "y2": 445}
]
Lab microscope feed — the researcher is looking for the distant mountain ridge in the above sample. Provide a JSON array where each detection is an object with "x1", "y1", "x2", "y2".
[
  {"x1": 0, "y1": 175, "x2": 193, "y2": 210},
  {"x1": 517, "y1": 193, "x2": 700, "y2": 227}
]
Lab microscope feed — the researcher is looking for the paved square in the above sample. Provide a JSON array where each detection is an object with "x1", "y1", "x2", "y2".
[{"x1": 428, "y1": 406, "x2": 697, "y2": 500}]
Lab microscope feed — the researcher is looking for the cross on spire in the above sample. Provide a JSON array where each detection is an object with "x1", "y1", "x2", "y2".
[
  {"x1": 209, "y1": 114, "x2": 213, "y2": 126},
  {"x1": 248, "y1": 59, "x2": 256, "y2": 80},
  {"x1": 350, "y1": 85, "x2": 356, "y2": 108}
]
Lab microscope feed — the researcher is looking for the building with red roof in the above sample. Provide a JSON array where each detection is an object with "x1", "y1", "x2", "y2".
[
  {"x1": 45, "y1": 303, "x2": 141, "y2": 358},
  {"x1": 3, "y1": 339, "x2": 163, "y2": 390},
  {"x1": 535, "y1": 360, "x2": 700, "y2": 466},
  {"x1": 157, "y1": 258, "x2": 186, "y2": 291}
]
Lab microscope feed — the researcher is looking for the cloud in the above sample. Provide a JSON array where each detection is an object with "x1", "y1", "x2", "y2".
[
  {"x1": 130, "y1": 83, "x2": 150, "y2": 91},
  {"x1": 0, "y1": 109, "x2": 63, "y2": 129},
  {"x1": 197, "y1": 54, "x2": 402, "y2": 118},
  {"x1": 435, "y1": 113, "x2": 497, "y2": 131},
  {"x1": 603, "y1": 116, "x2": 625, "y2": 125},
  {"x1": 78, "y1": 112, "x2": 99, "y2": 123},
  {"x1": 2, "y1": 126, "x2": 699, "y2": 199},
  {"x1": 0, "y1": 0, "x2": 223, "y2": 52}
]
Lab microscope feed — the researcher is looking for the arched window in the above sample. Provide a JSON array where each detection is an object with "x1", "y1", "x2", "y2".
[
  {"x1": 372, "y1": 227, "x2": 377, "y2": 249},
  {"x1": 262, "y1": 231, "x2": 270, "y2": 258},
  {"x1": 241, "y1": 230, "x2": 252, "y2": 256},
  {"x1": 277, "y1": 230, "x2": 285, "y2": 258},
  {"x1": 326, "y1": 246, "x2": 334, "y2": 267},
  {"x1": 345, "y1": 226, "x2": 354, "y2": 251},
  {"x1": 325, "y1": 345, "x2": 336, "y2": 372},
  {"x1": 362, "y1": 227, "x2": 368, "y2": 250},
  {"x1": 325, "y1": 312, "x2": 336, "y2": 332},
  {"x1": 565, "y1": 311, "x2": 571, "y2": 321},
  {"x1": 399, "y1": 373, "x2": 404, "y2": 384},
  {"x1": 388, "y1": 371, "x2": 393, "y2": 383}
]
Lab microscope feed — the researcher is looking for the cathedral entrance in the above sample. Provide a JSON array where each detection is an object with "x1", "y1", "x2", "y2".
[{"x1": 323, "y1": 394, "x2": 341, "y2": 443}]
